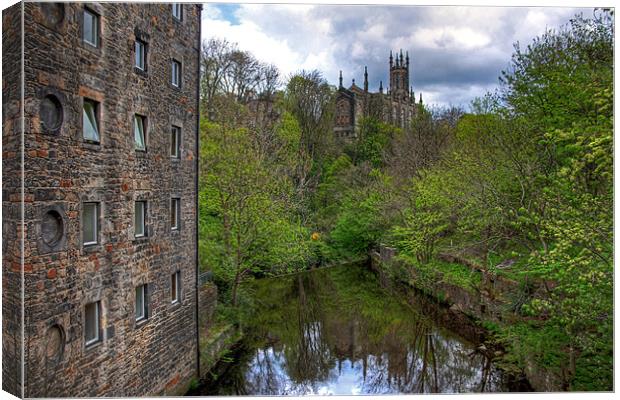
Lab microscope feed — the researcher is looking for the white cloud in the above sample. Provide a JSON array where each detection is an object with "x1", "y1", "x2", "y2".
[
  {"x1": 201, "y1": 3, "x2": 590, "y2": 107},
  {"x1": 413, "y1": 27, "x2": 491, "y2": 50}
]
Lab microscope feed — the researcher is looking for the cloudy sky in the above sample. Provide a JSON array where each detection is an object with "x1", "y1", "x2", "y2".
[{"x1": 201, "y1": 2, "x2": 593, "y2": 108}]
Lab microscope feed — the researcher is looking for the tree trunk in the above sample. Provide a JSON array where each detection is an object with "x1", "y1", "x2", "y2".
[{"x1": 231, "y1": 268, "x2": 242, "y2": 307}]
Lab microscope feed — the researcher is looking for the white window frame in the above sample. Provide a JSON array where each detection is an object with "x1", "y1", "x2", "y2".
[
  {"x1": 170, "y1": 126, "x2": 180, "y2": 158},
  {"x1": 135, "y1": 40, "x2": 146, "y2": 70},
  {"x1": 135, "y1": 284, "x2": 147, "y2": 322},
  {"x1": 134, "y1": 114, "x2": 146, "y2": 151},
  {"x1": 171, "y1": 198, "x2": 180, "y2": 230},
  {"x1": 83, "y1": 8, "x2": 99, "y2": 47},
  {"x1": 172, "y1": 3, "x2": 182, "y2": 21},
  {"x1": 171, "y1": 271, "x2": 181, "y2": 304},
  {"x1": 171, "y1": 59, "x2": 181, "y2": 87},
  {"x1": 84, "y1": 301, "x2": 100, "y2": 346},
  {"x1": 83, "y1": 202, "x2": 99, "y2": 246},
  {"x1": 134, "y1": 201, "x2": 146, "y2": 238}
]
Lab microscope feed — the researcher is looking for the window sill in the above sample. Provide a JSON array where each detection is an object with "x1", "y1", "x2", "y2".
[
  {"x1": 134, "y1": 67, "x2": 148, "y2": 77},
  {"x1": 134, "y1": 317, "x2": 149, "y2": 330},
  {"x1": 82, "y1": 243, "x2": 102, "y2": 255},
  {"x1": 82, "y1": 141, "x2": 102, "y2": 151},
  {"x1": 132, "y1": 235, "x2": 150, "y2": 244},
  {"x1": 170, "y1": 300, "x2": 182, "y2": 309},
  {"x1": 81, "y1": 40, "x2": 102, "y2": 55},
  {"x1": 84, "y1": 339, "x2": 102, "y2": 351}
]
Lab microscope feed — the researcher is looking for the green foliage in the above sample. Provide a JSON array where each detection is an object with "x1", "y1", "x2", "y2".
[
  {"x1": 349, "y1": 117, "x2": 399, "y2": 167},
  {"x1": 493, "y1": 321, "x2": 571, "y2": 378},
  {"x1": 383, "y1": 12, "x2": 612, "y2": 390},
  {"x1": 390, "y1": 171, "x2": 452, "y2": 263},
  {"x1": 503, "y1": 15, "x2": 613, "y2": 389},
  {"x1": 500, "y1": 14, "x2": 613, "y2": 134},
  {"x1": 329, "y1": 189, "x2": 385, "y2": 257},
  {"x1": 199, "y1": 117, "x2": 312, "y2": 305},
  {"x1": 199, "y1": 12, "x2": 612, "y2": 389}
]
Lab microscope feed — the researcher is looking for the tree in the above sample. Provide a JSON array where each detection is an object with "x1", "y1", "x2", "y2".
[
  {"x1": 200, "y1": 38, "x2": 280, "y2": 119},
  {"x1": 199, "y1": 117, "x2": 310, "y2": 306},
  {"x1": 390, "y1": 170, "x2": 452, "y2": 264},
  {"x1": 283, "y1": 70, "x2": 337, "y2": 220},
  {"x1": 384, "y1": 106, "x2": 461, "y2": 183},
  {"x1": 498, "y1": 12, "x2": 613, "y2": 388}
]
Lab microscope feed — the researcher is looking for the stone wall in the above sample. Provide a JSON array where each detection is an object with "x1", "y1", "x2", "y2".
[
  {"x1": 198, "y1": 279, "x2": 218, "y2": 334},
  {"x1": 370, "y1": 246, "x2": 563, "y2": 391},
  {"x1": 3, "y1": 3, "x2": 201, "y2": 397},
  {"x1": 2, "y1": 2, "x2": 25, "y2": 397}
]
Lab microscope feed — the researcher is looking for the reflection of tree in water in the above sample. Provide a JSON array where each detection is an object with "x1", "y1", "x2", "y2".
[
  {"x1": 359, "y1": 321, "x2": 503, "y2": 393},
  {"x1": 212, "y1": 265, "x2": 509, "y2": 395},
  {"x1": 242, "y1": 346, "x2": 289, "y2": 394},
  {"x1": 283, "y1": 272, "x2": 336, "y2": 390}
]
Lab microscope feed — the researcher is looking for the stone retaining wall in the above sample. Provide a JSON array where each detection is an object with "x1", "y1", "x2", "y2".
[{"x1": 370, "y1": 246, "x2": 564, "y2": 392}]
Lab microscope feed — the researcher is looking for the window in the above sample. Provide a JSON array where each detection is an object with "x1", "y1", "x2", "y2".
[
  {"x1": 135, "y1": 284, "x2": 147, "y2": 321},
  {"x1": 134, "y1": 201, "x2": 146, "y2": 238},
  {"x1": 171, "y1": 59, "x2": 181, "y2": 87},
  {"x1": 171, "y1": 198, "x2": 180, "y2": 230},
  {"x1": 170, "y1": 126, "x2": 180, "y2": 158},
  {"x1": 135, "y1": 39, "x2": 146, "y2": 70},
  {"x1": 172, "y1": 3, "x2": 182, "y2": 20},
  {"x1": 84, "y1": 301, "x2": 100, "y2": 346},
  {"x1": 171, "y1": 271, "x2": 181, "y2": 303},
  {"x1": 83, "y1": 9, "x2": 98, "y2": 47},
  {"x1": 83, "y1": 99, "x2": 100, "y2": 142},
  {"x1": 134, "y1": 114, "x2": 146, "y2": 150},
  {"x1": 83, "y1": 202, "x2": 99, "y2": 245}
]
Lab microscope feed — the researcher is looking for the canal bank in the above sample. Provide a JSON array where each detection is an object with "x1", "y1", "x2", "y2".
[{"x1": 369, "y1": 245, "x2": 567, "y2": 391}]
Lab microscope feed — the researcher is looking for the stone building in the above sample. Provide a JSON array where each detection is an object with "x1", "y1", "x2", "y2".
[
  {"x1": 2, "y1": 2, "x2": 201, "y2": 397},
  {"x1": 334, "y1": 50, "x2": 422, "y2": 139}
]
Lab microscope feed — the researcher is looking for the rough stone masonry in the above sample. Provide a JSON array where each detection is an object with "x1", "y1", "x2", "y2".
[{"x1": 2, "y1": 2, "x2": 201, "y2": 397}]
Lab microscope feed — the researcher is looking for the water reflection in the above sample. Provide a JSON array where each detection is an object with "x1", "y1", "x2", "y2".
[{"x1": 202, "y1": 265, "x2": 509, "y2": 395}]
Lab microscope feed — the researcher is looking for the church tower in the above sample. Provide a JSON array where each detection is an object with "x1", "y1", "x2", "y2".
[{"x1": 389, "y1": 49, "x2": 409, "y2": 102}]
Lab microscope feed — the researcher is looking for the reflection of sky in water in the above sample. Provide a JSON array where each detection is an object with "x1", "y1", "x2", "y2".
[
  {"x1": 242, "y1": 325, "x2": 504, "y2": 395},
  {"x1": 203, "y1": 267, "x2": 511, "y2": 395}
]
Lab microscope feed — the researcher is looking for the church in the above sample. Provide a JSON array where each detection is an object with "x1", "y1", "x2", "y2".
[{"x1": 334, "y1": 50, "x2": 422, "y2": 139}]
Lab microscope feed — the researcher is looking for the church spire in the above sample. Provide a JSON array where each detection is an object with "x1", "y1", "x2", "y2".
[
  {"x1": 389, "y1": 50, "x2": 393, "y2": 68},
  {"x1": 419, "y1": 92, "x2": 423, "y2": 104},
  {"x1": 406, "y1": 51, "x2": 409, "y2": 68},
  {"x1": 399, "y1": 49, "x2": 404, "y2": 66},
  {"x1": 379, "y1": 80, "x2": 383, "y2": 93},
  {"x1": 363, "y1": 66, "x2": 368, "y2": 92},
  {"x1": 339, "y1": 70, "x2": 343, "y2": 88}
]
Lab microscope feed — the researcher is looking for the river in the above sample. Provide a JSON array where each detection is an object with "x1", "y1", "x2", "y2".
[{"x1": 195, "y1": 263, "x2": 528, "y2": 395}]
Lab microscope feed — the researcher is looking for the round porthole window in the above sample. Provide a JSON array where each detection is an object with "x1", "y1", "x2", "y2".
[
  {"x1": 40, "y1": 94, "x2": 63, "y2": 134},
  {"x1": 41, "y1": 210, "x2": 64, "y2": 247},
  {"x1": 45, "y1": 324, "x2": 65, "y2": 366},
  {"x1": 40, "y1": 3, "x2": 65, "y2": 27}
]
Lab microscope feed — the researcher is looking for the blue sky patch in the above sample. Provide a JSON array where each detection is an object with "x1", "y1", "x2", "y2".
[{"x1": 213, "y1": 3, "x2": 241, "y2": 25}]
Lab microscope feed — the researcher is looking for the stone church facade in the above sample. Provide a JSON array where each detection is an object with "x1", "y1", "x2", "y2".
[
  {"x1": 334, "y1": 50, "x2": 422, "y2": 139},
  {"x1": 2, "y1": 2, "x2": 201, "y2": 397}
]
